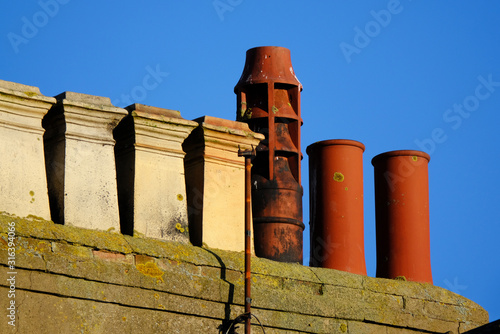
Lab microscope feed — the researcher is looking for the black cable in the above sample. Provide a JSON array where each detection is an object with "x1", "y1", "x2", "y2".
[
  {"x1": 250, "y1": 313, "x2": 266, "y2": 333},
  {"x1": 224, "y1": 313, "x2": 266, "y2": 334}
]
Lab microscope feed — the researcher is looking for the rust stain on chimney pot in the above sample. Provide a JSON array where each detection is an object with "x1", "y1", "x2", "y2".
[{"x1": 235, "y1": 46, "x2": 303, "y2": 263}]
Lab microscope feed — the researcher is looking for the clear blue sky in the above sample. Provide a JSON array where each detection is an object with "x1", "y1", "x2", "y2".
[{"x1": 2, "y1": 0, "x2": 499, "y2": 322}]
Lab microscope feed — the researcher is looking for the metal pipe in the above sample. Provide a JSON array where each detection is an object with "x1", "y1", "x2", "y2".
[
  {"x1": 372, "y1": 150, "x2": 433, "y2": 283},
  {"x1": 238, "y1": 146, "x2": 255, "y2": 334}
]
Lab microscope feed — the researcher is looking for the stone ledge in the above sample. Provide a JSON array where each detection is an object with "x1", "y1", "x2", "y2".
[
  {"x1": 55, "y1": 91, "x2": 119, "y2": 110},
  {"x1": 0, "y1": 213, "x2": 489, "y2": 333},
  {"x1": 0, "y1": 79, "x2": 55, "y2": 105}
]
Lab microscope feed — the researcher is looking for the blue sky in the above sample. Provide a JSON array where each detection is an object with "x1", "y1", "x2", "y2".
[{"x1": 2, "y1": 0, "x2": 500, "y2": 322}]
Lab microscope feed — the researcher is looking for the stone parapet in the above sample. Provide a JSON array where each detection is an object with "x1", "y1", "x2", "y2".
[
  {"x1": 0, "y1": 80, "x2": 56, "y2": 221},
  {"x1": 43, "y1": 92, "x2": 127, "y2": 230},
  {"x1": 183, "y1": 116, "x2": 264, "y2": 252},
  {"x1": 0, "y1": 214, "x2": 489, "y2": 333},
  {"x1": 114, "y1": 103, "x2": 198, "y2": 241}
]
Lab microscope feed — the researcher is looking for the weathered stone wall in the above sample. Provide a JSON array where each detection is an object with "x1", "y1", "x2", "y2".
[{"x1": 0, "y1": 214, "x2": 488, "y2": 333}]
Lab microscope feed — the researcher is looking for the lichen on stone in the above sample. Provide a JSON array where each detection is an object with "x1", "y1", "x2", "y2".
[
  {"x1": 175, "y1": 222, "x2": 185, "y2": 233},
  {"x1": 136, "y1": 261, "x2": 164, "y2": 283}
]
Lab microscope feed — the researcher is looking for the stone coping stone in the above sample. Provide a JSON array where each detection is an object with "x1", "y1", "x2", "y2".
[
  {"x1": 193, "y1": 115, "x2": 265, "y2": 140},
  {"x1": 0, "y1": 212, "x2": 487, "y2": 307},
  {"x1": 0, "y1": 212, "x2": 489, "y2": 331},
  {"x1": 126, "y1": 103, "x2": 183, "y2": 120},
  {"x1": 55, "y1": 91, "x2": 113, "y2": 106},
  {"x1": 0, "y1": 79, "x2": 42, "y2": 93},
  {"x1": 0, "y1": 79, "x2": 56, "y2": 104},
  {"x1": 124, "y1": 103, "x2": 198, "y2": 130},
  {"x1": 53, "y1": 91, "x2": 128, "y2": 118}
]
